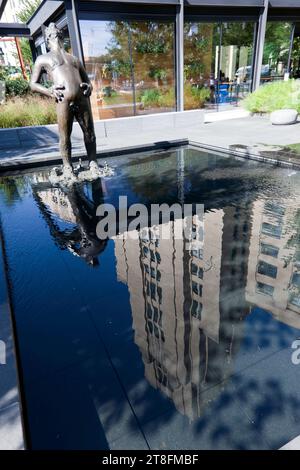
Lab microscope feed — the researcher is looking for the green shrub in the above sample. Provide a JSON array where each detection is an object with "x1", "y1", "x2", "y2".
[
  {"x1": 0, "y1": 67, "x2": 10, "y2": 81},
  {"x1": 184, "y1": 84, "x2": 210, "y2": 109},
  {"x1": 0, "y1": 96, "x2": 57, "y2": 128},
  {"x1": 5, "y1": 78, "x2": 30, "y2": 97},
  {"x1": 140, "y1": 84, "x2": 210, "y2": 109},
  {"x1": 159, "y1": 88, "x2": 175, "y2": 108},
  {"x1": 140, "y1": 88, "x2": 162, "y2": 107},
  {"x1": 243, "y1": 79, "x2": 300, "y2": 114}
]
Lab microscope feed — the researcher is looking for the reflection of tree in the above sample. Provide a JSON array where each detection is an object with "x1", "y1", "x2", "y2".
[
  {"x1": 105, "y1": 21, "x2": 174, "y2": 86},
  {"x1": 222, "y1": 23, "x2": 254, "y2": 48},
  {"x1": 0, "y1": 177, "x2": 27, "y2": 206},
  {"x1": 263, "y1": 23, "x2": 292, "y2": 70},
  {"x1": 184, "y1": 22, "x2": 254, "y2": 83},
  {"x1": 184, "y1": 23, "x2": 217, "y2": 82}
]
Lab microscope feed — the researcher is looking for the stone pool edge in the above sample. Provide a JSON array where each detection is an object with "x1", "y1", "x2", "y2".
[
  {"x1": 0, "y1": 228, "x2": 25, "y2": 450},
  {"x1": 1, "y1": 138, "x2": 300, "y2": 174}
]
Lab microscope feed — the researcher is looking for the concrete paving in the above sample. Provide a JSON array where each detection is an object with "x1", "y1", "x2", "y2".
[
  {"x1": 281, "y1": 435, "x2": 300, "y2": 450},
  {"x1": 1, "y1": 113, "x2": 300, "y2": 171},
  {"x1": 0, "y1": 238, "x2": 24, "y2": 450}
]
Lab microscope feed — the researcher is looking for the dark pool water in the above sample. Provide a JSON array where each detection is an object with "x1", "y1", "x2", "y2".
[{"x1": 1, "y1": 147, "x2": 300, "y2": 450}]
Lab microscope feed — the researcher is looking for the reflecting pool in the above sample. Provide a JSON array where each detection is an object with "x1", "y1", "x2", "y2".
[{"x1": 0, "y1": 147, "x2": 300, "y2": 449}]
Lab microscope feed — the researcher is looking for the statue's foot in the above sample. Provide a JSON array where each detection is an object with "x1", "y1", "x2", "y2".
[
  {"x1": 89, "y1": 160, "x2": 100, "y2": 173},
  {"x1": 62, "y1": 164, "x2": 77, "y2": 181}
]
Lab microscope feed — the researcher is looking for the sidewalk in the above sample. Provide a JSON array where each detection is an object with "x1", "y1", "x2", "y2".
[{"x1": 1, "y1": 113, "x2": 300, "y2": 171}]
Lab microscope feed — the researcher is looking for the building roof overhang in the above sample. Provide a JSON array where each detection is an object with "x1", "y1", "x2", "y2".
[{"x1": 0, "y1": 22, "x2": 31, "y2": 38}]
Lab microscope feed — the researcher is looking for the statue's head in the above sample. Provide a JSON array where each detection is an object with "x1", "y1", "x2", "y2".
[{"x1": 44, "y1": 23, "x2": 63, "y2": 50}]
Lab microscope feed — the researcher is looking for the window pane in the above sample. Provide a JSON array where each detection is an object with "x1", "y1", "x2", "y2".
[
  {"x1": 256, "y1": 282, "x2": 274, "y2": 296},
  {"x1": 260, "y1": 242, "x2": 279, "y2": 258},
  {"x1": 131, "y1": 21, "x2": 176, "y2": 115},
  {"x1": 261, "y1": 222, "x2": 282, "y2": 239},
  {"x1": 184, "y1": 21, "x2": 255, "y2": 110},
  {"x1": 257, "y1": 260, "x2": 278, "y2": 279},
  {"x1": 80, "y1": 20, "x2": 134, "y2": 120},
  {"x1": 261, "y1": 22, "x2": 293, "y2": 84},
  {"x1": 80, "y1": 19, "x2": 175, "y2": 120},
  {"x1": 220, "y1": 22, "x2": 255, "y2": 101},
  {"x1": 184, "y1": 22, "x2": 219, "y2": 110}
]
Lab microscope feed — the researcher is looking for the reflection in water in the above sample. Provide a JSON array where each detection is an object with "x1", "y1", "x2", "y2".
[
  {"x1": 113, "y1": 197, "x2": 300, "y2": 419},
  {"x1": 247, "y1": 199, "x2": 300, "y2": 328},
  {"x1": 114, "y1": 208, "x2": 250, "y2": 419},
  {"x1": 9, "y1": 149, "x2": 300, "y2": 424},
  {"x1": 32, "y1": 175, "x2": 107, "y2": 266}
]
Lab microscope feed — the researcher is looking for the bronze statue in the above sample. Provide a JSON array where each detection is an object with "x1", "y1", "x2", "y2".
[{"x1": 30, "y1": 23, "x2": 97, "y2": 175}]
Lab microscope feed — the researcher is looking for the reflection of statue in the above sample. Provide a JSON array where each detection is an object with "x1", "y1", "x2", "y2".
[
  {"x1": 30, "y1": 23, "x2": 97, "y2": 175},
  {"x1": 33, "y1": 178, "x2": 107, "y2": 266}
]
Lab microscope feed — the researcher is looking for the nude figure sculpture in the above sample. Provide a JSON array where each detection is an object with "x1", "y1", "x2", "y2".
[{"x1": 30, "y1": 23, "x2": 97, "y2": 175}]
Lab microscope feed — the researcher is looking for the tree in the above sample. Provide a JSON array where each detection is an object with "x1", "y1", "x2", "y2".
[
  {"x1": 17, "y1": 0, "x2": 42, "y2": 23},
  {"x1": 15, "y1": 0, "x2": 42, "y2": 68},
  {"x1": 263, "y1": 22, "x2": 292, "y2": 69}
]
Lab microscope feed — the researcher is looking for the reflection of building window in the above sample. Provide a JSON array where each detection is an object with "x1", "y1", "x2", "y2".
[
  {"x1": 191, "y1": 300, "x2": 202, "y2": 320},
  {"x1": 289, "y1": 292, "x2": 300, "y2": 308},
  {"x1": 191, "y1": 248, "x2": 203, "y2": 259},
  {"x1": 150, "y1": 249, "x2": 156, "y2": 262},
  {"x1": 191, "y1": 262, "x2": 203, "y2": 279},
  {"x1": 146, "y1": 303, "x2": 163, "y2": 325},
  {"x1": 256, "y1": 281, "x2": 274, "y2": 296},
  {"x1": 260, "y1": 242, "x2": 279, "y2": 258},
  {"x1": 143, "y1": 246, "x2": 149, "y2": 257},
  {"x1": 261, "y1": 222, "x2": 282, "y2": 239},
  {"x1": 150, "y1": 282, "x2": 156, "y2": 300},
  {"x1": 157, "y1": 286, "x2": 162, "y2": 302},
  {"x1": 291, "y1": 272, "x2": 300, "y2": 287},
  {"x1": 257, "y1": 260, "x2": 277, "y2": 279},
  {"x1": 264, "y1": 202, "x2": 285, "y2": 217},
  {"x1": 149, "y1": 267, "x2": 161, "y2": 281},
  {"x1": 192, "y1": 281, "x2": 202, "y2": 297}
]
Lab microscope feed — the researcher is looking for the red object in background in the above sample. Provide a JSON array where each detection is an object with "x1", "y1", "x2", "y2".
[{"x1": 1, "y1": 36, "x2": 27, "y2": 80}]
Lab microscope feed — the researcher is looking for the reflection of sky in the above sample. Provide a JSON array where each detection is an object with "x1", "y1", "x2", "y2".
[{"x1": 80, "y1": 20, "x2": 114, "y2": 58}]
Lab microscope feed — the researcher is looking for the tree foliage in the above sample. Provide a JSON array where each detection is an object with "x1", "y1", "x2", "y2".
[{"x1": 16, "y1": 0, "x2": 42, "y2": 23}]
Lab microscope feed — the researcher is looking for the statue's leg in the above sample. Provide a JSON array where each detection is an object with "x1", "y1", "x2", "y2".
[
  {"x1": 57, "y1": 101, "x2": 74, "y2": 169},
  {"x1": 75, "y1": 98, "x2": 96, "y2": 163}
]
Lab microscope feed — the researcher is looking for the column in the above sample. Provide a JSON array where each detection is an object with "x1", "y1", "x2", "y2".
[
  {"x1": 252, "y1": 0, "x2": 269, "y2": 91},
  {"x1": 64, "y1": 0, "x2": 84, "y2": 64},
  {"x1": 176, "y1": 0, "x2": 184, "y2": 112}
]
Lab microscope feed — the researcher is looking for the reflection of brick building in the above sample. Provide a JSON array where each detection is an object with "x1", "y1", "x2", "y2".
[
  {"x1": 114, "y1": 210, "x2": 230, "y2": 419},
  {"x1": 246, "y1": 199, "x2": 300, "y2": 329}
]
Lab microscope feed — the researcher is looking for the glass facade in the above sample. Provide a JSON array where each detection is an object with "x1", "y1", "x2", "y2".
[
  {"x1": 183, "y1": 21, "x2": 255, "y2": 110},
  {"x1": 79, "y1": 19, "x2": 175, "y2": 120},
  {"x1": 261, "y1": 22, "x2": 293, "y2": 83},
  {"x1": 30, "y1": 5, "x2": 300, "y2": 118}
]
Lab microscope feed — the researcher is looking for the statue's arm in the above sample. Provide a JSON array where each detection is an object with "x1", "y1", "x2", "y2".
[
  {"x1": 30, "y1": 56, "x2": 65, "y2": 101},
  {"x1": 79, "y1": 62, "x2": 93, "y2": 97},
  {"x1": 30, "y1": 57, "x2": 53, "y2": 98}
]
